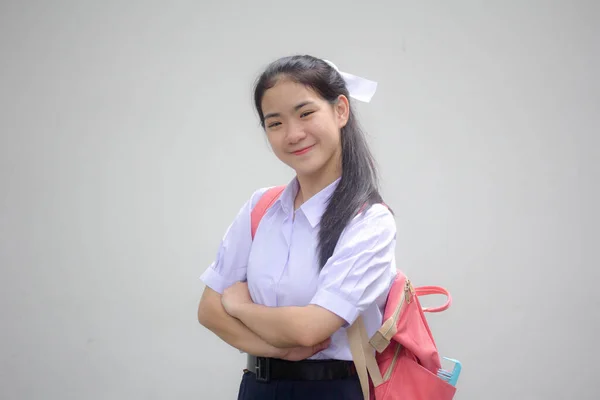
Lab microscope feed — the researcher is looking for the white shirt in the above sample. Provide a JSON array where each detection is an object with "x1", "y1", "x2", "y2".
[{"x1": 200, "y1": 177, "x2": 397, "y2": 360}]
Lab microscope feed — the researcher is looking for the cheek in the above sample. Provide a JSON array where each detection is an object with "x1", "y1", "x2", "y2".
[
  {"x1": 265, "y1": 132, "x2": 278, "y2": 148},
  {"x1": 266, "y1": 133, "x2": 287, "y2": 158},
  {"x1": 311, "y1": 121, "x2": 340, "y2": 148}
]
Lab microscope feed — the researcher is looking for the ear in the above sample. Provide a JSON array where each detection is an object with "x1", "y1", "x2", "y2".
[{"x1": 334, "y1": 95, "x2": 350, "y2": 128}]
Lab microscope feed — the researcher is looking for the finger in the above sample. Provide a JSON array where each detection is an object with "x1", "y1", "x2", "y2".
[{"x1": 314, "y1": 339, "x2": 330, "y2": 352}]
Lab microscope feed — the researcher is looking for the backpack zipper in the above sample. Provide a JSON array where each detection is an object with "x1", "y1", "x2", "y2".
[
  {"x1": 382, "y1": 279, "x2": 414, "y2": 338},
  {"x1": 383, "y1": 343, "x2": 403, "y2": 381},
  {"x1": 405, "y1": 279, "x2": 415, "y2": 303},
  {"x1": 381, "y1": 281, "x2": 413, "y2": 381}
]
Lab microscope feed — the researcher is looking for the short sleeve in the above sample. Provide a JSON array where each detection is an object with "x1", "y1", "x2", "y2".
[
  {"x1": 309, "y1": 204, "x2": 396, "y2": 326},
  {"x1": 199, "y1": 187, "x2": 271, "y2": 294}
]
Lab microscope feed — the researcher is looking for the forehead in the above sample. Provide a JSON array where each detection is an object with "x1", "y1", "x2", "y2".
[{"x1": 261, "y1": 78, "x2": 324, "y2": 113}]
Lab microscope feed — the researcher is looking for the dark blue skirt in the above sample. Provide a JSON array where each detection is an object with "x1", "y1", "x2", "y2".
[{"x1": 237, "y1": 370, "x2": 363, "y2": 399}]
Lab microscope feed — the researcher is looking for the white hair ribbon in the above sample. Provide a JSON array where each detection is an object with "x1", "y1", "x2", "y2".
[{"x1": 323, "y1": 59, "x2": 378, "y2": 103}]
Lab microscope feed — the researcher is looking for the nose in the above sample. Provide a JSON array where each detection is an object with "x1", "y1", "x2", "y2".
[{"x1": 285, "y1": 121, "x2": 307, "y2": 145}]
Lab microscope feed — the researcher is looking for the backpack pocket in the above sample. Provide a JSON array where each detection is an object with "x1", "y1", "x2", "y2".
[{"x1": 375, "y1": 349, "x2": 456, "y2": 400}]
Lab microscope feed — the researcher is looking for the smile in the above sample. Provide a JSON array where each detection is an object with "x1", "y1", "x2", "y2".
[{"x1": 292, "y1": 145, "x2": 315, "y2": 156}]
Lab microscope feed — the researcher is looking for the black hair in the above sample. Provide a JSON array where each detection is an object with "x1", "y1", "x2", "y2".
[{"x1": 253, "y1": 55, "x2": 385, "y2": 268}]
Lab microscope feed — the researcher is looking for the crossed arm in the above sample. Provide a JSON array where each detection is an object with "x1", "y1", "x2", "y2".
[
  {"x1": 197, "y1": 286, "x2": 283, "y2": 357},
  {"x1": 197, "y1": 284, "x2": 345, "y2": 355},
  {"x1": 197, "y1": 203, "x2": 396, "y2": 358}
]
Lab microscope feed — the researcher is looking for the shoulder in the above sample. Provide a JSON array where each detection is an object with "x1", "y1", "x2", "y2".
[
  {"x1": 351, "y1": 203, "x2": 396, "y2": 232},
  {"x1": 221, "y1": 187, "x2": 276, "y2": 226},
  {"x1": 247, "y1": 186, "x2": 274, "y2": 209},
  {"x1": 246, "y1": 185, "x2": 287, "y2": 210},
  {"x1": 336, "y1": 203, "x2": 396, "y2": 247},
  {"x1": 214, "y1": 186, "x2": 279, "y2": 244}
]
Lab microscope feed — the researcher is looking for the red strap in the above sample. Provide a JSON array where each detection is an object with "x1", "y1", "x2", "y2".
[
  {"x1": 414, "y1": 286, "x2": 452, "y2": 313},
  {"x1": 250, "y1": 186, "x2": 285, "y2": 240}
]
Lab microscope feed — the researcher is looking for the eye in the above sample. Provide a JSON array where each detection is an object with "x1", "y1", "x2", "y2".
[
  {"x1": 300, "y1": 111, "x2": 315, "y2": 118},
  {"x1": 267, "y1": 121, "x2": 281, "y2": 128}
]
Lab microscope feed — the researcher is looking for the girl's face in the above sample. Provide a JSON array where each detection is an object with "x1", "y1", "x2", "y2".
[{"x1": 261, "y1": 79, "x2": 349, "y2": 180}]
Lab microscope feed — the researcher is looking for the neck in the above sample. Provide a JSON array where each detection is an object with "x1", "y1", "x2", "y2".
[{"x1": 295, "y1": 154, "x2": 341, "y2": 208}]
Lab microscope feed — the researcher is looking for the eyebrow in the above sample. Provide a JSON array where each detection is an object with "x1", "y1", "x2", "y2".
[{"x1": 263, "y1": 101, "x2": 315, "y2": 121}]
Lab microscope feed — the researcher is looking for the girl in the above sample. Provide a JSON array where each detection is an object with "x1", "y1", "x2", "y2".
[{"x1": 197, "y1": 55, "x2": 397, "y2": 399}]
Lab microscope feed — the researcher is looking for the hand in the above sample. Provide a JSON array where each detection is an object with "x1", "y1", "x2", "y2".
[
  {"x1": 222, "y1": 281, "x2": 253, "y2": 316},
  {"x1": 277, "y1": 338, "x2": 332, "y2": 361}
]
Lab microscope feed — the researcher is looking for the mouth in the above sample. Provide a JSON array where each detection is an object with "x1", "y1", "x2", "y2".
[{"x1": 292, "y1": 144, "x2": 315, "y2": 156}]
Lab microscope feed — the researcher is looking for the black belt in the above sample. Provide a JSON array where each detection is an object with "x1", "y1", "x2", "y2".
[{"x1": 246, "y1": 355, "x2": 357, "y2": 383}]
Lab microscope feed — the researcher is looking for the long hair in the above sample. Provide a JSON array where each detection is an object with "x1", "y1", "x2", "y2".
[{"x1": 253, "y1": 55, "x2": 385, "y2": 268}]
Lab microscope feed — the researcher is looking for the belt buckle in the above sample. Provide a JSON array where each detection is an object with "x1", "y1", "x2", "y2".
[{"x1": 255, "y1": 357, "x2": 270, "y2": 383}]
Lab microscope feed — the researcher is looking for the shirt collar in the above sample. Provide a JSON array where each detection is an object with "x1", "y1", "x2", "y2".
[
  {"x1": 273, "y1": 177, "x2": 341, "y2": 227},
  {"x1": 274, "y1": 177, "x2": 298, "y2": 216}
]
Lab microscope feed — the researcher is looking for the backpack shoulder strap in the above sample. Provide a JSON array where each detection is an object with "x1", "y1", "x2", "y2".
[
  {"x1": 348, "y1": 316, "x2": 383, "y2": 400},
  {"x1": 250, "y1": 186, "x2": 285, "y2": 240}
]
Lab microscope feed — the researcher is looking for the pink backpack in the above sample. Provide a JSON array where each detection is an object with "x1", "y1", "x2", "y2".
[{"x1": 251, "y1": 187, "x2": 458, "y2": 400}]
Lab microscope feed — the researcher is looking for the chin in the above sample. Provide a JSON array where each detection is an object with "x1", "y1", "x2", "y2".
[{"x1": 288, "y1": 159, "x2": 320, "y2": 176}]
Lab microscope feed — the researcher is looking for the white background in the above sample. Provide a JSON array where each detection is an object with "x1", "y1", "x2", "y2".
[{"x1": 1, "y1": 1, "x2": 598, "y2": 399}]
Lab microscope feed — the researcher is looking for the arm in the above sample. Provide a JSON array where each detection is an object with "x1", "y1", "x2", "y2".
[
  {"x1": 197, "y1": 188, "x2": 279, "y2": 353},
  {"x1": 199, "y1": 287, "x2": 331, "y2": 358},
  {"x1": 198, "y1": 286, "x2": 283, "y2": 356},
  {"x1": 223, "y1": 205, "x2": 397, "y2": 348},
  {"x1": 228, "y1": 300, "x2": 345, "y2": 348}
]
